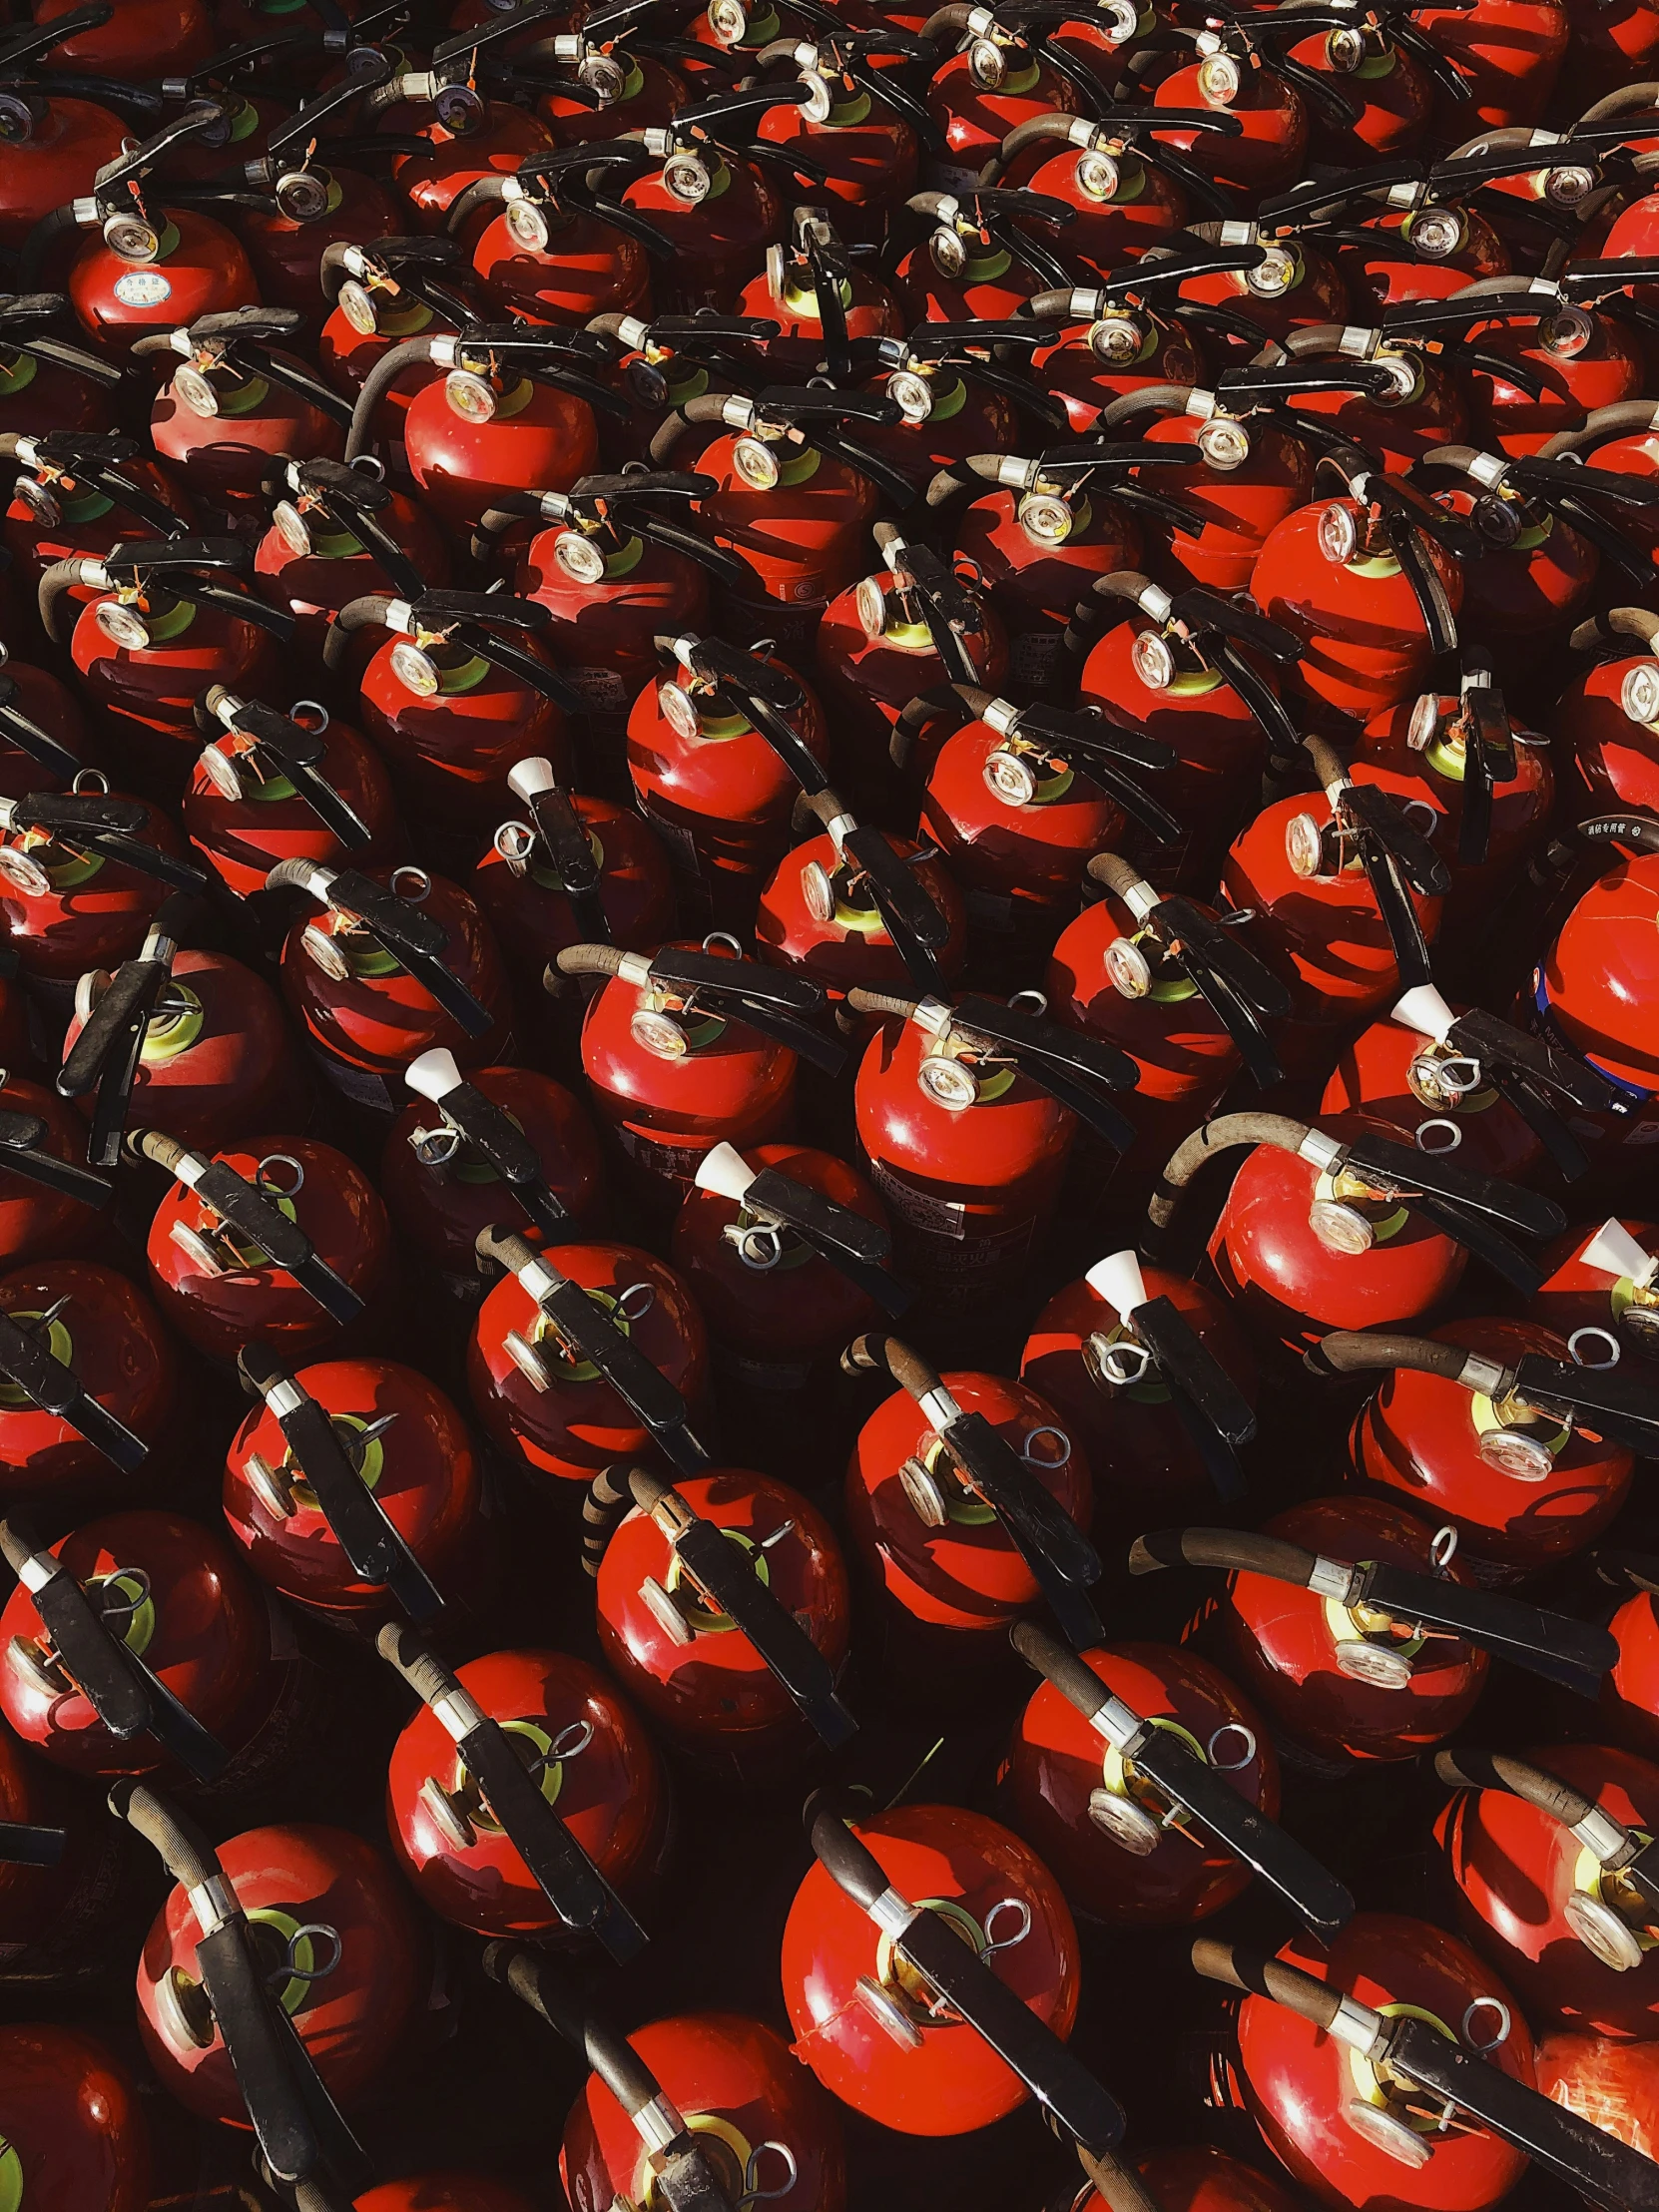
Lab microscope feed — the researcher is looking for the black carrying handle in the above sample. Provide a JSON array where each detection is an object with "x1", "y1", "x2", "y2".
[
  {"x1": 405, "y1": 1049, "x2": 569, "y2": 1243},
  {"x1": 0, "y1": 1305, "x2": 148, "y2": 1472},
  {"x1": 712, "y1": 1141, "x2": 911, "y2": 1320},
  {"x1": 293, "y1": 864, "x2": 494, "y2": 1040},
  {"x1": 0, "y1": 1103, "x2": 112, "y2": 1214}
]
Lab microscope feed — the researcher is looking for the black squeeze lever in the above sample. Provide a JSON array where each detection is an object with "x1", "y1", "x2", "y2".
[
  {"x1": 108, "y1": 1781, "x2": 369, "y2": 2194},
  {"x1": 656, "y1": 633, "x2": 826, "y2": 799},
  {"x1": 1327, "y1": 1117, "x2": 1567, "y2": 1293},
  {"x1": 945, "y1": 685, "x2": 1182, "y2": 845},
  {"x1": 0, "y1": 1284, "x2": 147, "y2": 1471},
  {"x1": 808, "y1": 1796, "x2": 1127, "y2": 2153},
  {"x1": 201, "y1": 689, "x2": 372, "y2": 851},
  {"x1": 557, "y1": 940, "x2": 846, "y2": 1077},
  {"x1": 57, "y1": 894, "x2": 194, "y2": 1170},
  {"x1": 798, "y1": 786, "x2": 951, "y2": 993},
  {"x1": 263, "y1": 858, "x2": 494, "y2": 1040},
  {"x1": 1011, "y1": 1621, "x2": 1353, "y2": 1936},
  {"x1": 1130, "y1": 1525, "x2": 1617, "y2": 1699},
  {"x1": 238, "y1": 1344, "x2": 444, "y2": 1623},
  {"x1": 0, "y1": 1521, "x2": 225, "y2": 1776},
  {"x1": 869, "y1": 522, "x2": 983, "y2": 688},
  {"x1": 475, "y1": 1226, "x2": 714, "y2": 1479},
  {"x1": 625, "y1": 1464, "x2": 857, "y2": 1749},
  {"x1": 376, "y1": 1621, "x2": 646, "y2": 1963},
  {"x1": 1083, "y1": 1247, "x2": 1255, "y2": 1502},
  {"x1": 267, "y1": 455, "x2": 425, "y2": 602},
  {"x1": 7, "y1": 431, "x2": 181, "y2": 539},
  {"x1": 502, "y1": 757, "x2": 609, "y2": 946},
  {"x1": 0, "y1": 792, "x2": 206, "y2": 894},
  {"x1": 1299, "y1": 733, "x2": 1450, "y2": 992},
  {"x1": 37, "y1": 534, "x2": 293, "y2": 659},
  {"x1": 839, "y1": 1334, "x2": 1104, "y2": 1649},
  {"x1": 483, "y1": 1946, "x2": 736, "y2": 2212},
  {"x1": 0, "y1": 1106, "x2": 112, "y2": 1215},
  {"x1": 0, "y1": 296, "x2": 125, "y2": 394},
  {"x1": 694, "y1": 1140, "x2": 912, "y2": 1320},
  {"x1": 127, "y1": 1128, "x2": 364, "y2": 1327},
  {"x1": 322, "y1": 583, "x2": 583, "y2": 716},
  {"x1": 404, "y1": 1048, "x2": 570, "y2": 1243},
  {"x1": 0, "y1": 1820, "x2": 64, "y2": 1868}
]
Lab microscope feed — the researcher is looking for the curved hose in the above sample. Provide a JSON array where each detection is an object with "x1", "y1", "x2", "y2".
[
  {"x1": 1417, "y1": 444, "x2": 1487, "y2": 475},
  {"x1": 647, "y1": 391, "x2": 738, "y2": 467},
  {"x1": 1539, "y1": 400, "x2": 1659, "y2": 460},
  {"x1": 1148, "y1": 1112, "x2": 1313, "y2": 1237},
  {"x1": 37, "y1": 557, "x2": 104, "y2": 646},
  {"x1": 1305, "y1": 1331, "x2": 1478, "y2": 1382},
  {"x1": 482, "y1": 1941, "x2": 666, "y2": 2112},
  {"x1": 265, "y1": 856, "x2": 331, "y2": 899},
  {"x1": 1442, "y1": 273, "x2": 1556, "y2": 301},
  {"x1": 1433, "y1": 1747, "x2": 1606, "y2": 1831},
  {"x1": 840, "y1": 1331, "x2": 944, "y2": 1401},
  {"x1": 1087, "y1": 850, "x2": 1144, "y2": 901},
  {"x1": 17, "y1": 204, "x2": 83, "y2": 291},
  {"x1": 1579, "y1": 812, "x2": 1659, "y2": 856},
  {"x1": 1128, "y1": 1524, "x2": 1323, "y2": 1582},
  {"x1": 128, "y1": 329, "x2": 184, "y2": 358},
  {"x1": 106, "y1": 1778, "x2": 218, "y2": 1889},
  {"x1": 1026, "y1": 286, "x2": 1088, "y2": 319},
  {"x1": 318, "y1": 594, "x2": 395, "y2": 676},
  {"x1": 1303, "y1": 730, "x2": 1349, "y2": 788},
  {"x1": 582, "y1": 1461, "x2": 637, "y2": 1577},
  {"x1": 1567, "y1": 605, "x2": 1659, "y2": 654},
  {"x1": 922, "y1": 454, "x2": 1010, "y2": 509},
  {"x1": 1577, "y1": 81, "x2": 1659, "y2": 123},
  {"x1": 475, "y1": 1223, "x2": 540, "y2": 1277},
  {"x1": 1279, "y1": 322, "x2": 1355, "y2": 356},
  {"x1": 917, "y1": 4, "x2": 978, "y2": 37},
  {"x1": 1190, "y1": 1939, "x2": 1348, "y2": 2032},
  {"x1": 844, "y1": 984, "x2": 921, "y2": 1020},
  {"x1": 343, "y1": 335, "x2": 438, "y2": 464},
  {"x1": 471, "y1": 491, "x2": 554, "y2": 557},
  {"x1": 1090, "y1": 570, "x2": 1160, "y2": 611},
  {"x1": 1100, "y1": 383, "x2": 1198, "y2": 426},
  {"x1": 981, "y1": 110, "x2": 1092, "y2": 184},
  {"x1": 585, "y1": 311, "x2": 634, "y2": 342},
  {"x1": 445, "y1": 175, "x2": 510, "y2": 237},
  {"x1": 1444, "y1": 124, "x2": 1548, "y2": 158},
  {"x1": 359, "y1": 75, "x2": 419, "y2": 123},
  {"x1": 125, "y1": 1128, "x2": 193, "y2": 1177},
  {"x1": 554, "y1": 942, "x2": 629, "y2": 979}
]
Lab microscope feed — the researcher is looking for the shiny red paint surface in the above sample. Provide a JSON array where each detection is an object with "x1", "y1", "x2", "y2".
[
  {"x1": 781, "y1": 1802, "x2": 1080, "y2": 2135},
  {"x1": 150, "y1": 362, "x2": 345, "y2": 521},
  {"x1": 685, "y1": 429, "x2": 874, "y2": 607},
  {"x1": 756, "y1": 829, "x2": 967, "y2": 996},
  {"x1": 472, "y1": 794, "x2": 674, "y2": 975},
  {"x1": 1134, "y1": 412, "x2": 1313, "y2": 594},
  {"x1": 67, "y1": 589, "x2": 280, "y2": 779},
  {"x1": 0, "y1": 1263, "x2": 174, "y2": 1501},
  {"x1": 1529, "y1": 1218, "x2": 1659, "y2": 1367},
  {"x1": 1153, "y1": 65, "x2": 1307, "y2": 194},
  {"x1": 400, "y1": 371, "x2": 599, "y2": 536},
  {"x1": 355, "y1": 635, "x2": 570, "y2": 833},
  {"x1": 1358, "y1": 695, "x2": 1552, "y2": 913},
  {"x1": 0, "y1": 97, "x2": 126, "y2": 253},
  {"x1": 921, "y1": 719, "x2": 1125, "y2": 931},
  {"x1": 513, "y1": 528, "x2": 706, "y2": 716},
  {"x1": 1321, "y1": 1004, "x2": 1544, "y2": 1185},
  {"x1": 0, "y1": 1075, "x2": 107, "y2": 1270},
  {"x1": 1557, "y1": 652, "x2": 1659, "y2": 817},
  {"x1": 386, "y1": 1646, "x2": 669, "y2": 1938},
  {"x1": 0, "y1": 2024, "x2": 150, "y2": 2212},
  {"x1": 1541, "y1": 850, "x2": 1659, "y2": 1093}
]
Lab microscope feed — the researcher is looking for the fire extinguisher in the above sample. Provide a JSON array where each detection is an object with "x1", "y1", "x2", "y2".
[
  {"x1": 1555, "y1": 606, "x2": 1659, "y2": 819},
  {"x1": 58, "y1": 911, "x2": 308, "y2": 1164},
  {"x1": 0, "y1": 1074, "x2": 116, "y2": 1272},
  {"x1": 0, "y1": 1261, "x2": 171, "y2": 1501},
  {"x1": 1308, "y1": 1318, "x2": 1640, "y2": 1577},
  {"x1": 0, "y1": 784, "x2": 207, "y2": 1007},
  {"x1": 465, "y1": 1222, "x2": 712, "y2": 1489},
  {"x1": 0, "y1": 2023, "x2": 150, "y2": 2210},
  {"x1": 1148, "y1": 1110, "x2": 1567, "y2": 1349},
  {"x1": 227, "y1": 1343, "x2": 483, "y2": 1629},
  {"x1": 648, "y1": 383, "x2": 908, "y2": 662},
  {"x1": 2, "y1": 433, "x2": 193, "y2": 595},
  {"x1": 1020, "y1": 263, "x2": 1224, "y2": 439},
  {"x1": 1132, "y1": 1502, "x2": 1616, "y2": 1760},
  {"x1": 471, "y1": 758, "x2": 674, "y2": 984},
  {"x1": 1435, "y1": 1742, "x2": 1659, "y2": 2037},
  {"x1": 847, "y1": 321, "x2": 1045, "y2": 497},
  {"x1": 343, "y1": 320, "x2": 616, "y2": 534},
  {"x1": 894, "y1": 184, "x2": 1080, "y2": 325},
  {"x1": 0, "y1": 294, "x2": 128, "y2": 441},
  {"x1": 588, "y1": 305, "x2": 781, "y2": 469},
  {"x1": 818, "y1": 524, "x2": 1009, "y2": 789},
  {"x1": 0, "y1": 647, "x2": 91, "y2": 796},
  {"x1": 557, "y1": 938, "x2": 842, "y2": 1199},
  {"x1": 916, "y1": 5, "x2": 1081, "y2": 191},
  {"x1": 841, "y1": 1332, "x2": 1102, "y2": 1654},
  {"x1": 1322, "y1": 979, "x2": 1614, "y2": 1185},
  {"x1": 17, "y1": 101, "x2": 257, "y2": 351},
  {"x1": 1145, "y1": 26, "x2": 1312, "y2": 195},
  {"x1": 0, "y1": 1510, "x2": 301, "y2": 1787},
  {"x1": 268, "y1": 858, "x2": 513, "y2": 1103},
  {"x1": 915, "y1": 683, "x2": 1180, "y2": 947},
  {"x1": 672, "y1": 1136, "x2": 912, "y2": 1386},
  {"x1": 1258, "y1": 163, "x2": 1505, "y2": 320},
  {"x1": 379, "y1": 1621, "x2": 661, "y2": 1951},
  {"x1": 134, "y1": 1126, "x2": 393, "y2": 1365},
  {"x1": 756, "y1": 785, "x2": 965, "y2": 995},
  {"x1": 1189, "y1": 1922, "x2": 1659, "y2": 2212},
  {"x1": 503, "y1": 1, "x2": 688, "y2": 153},
  {"x1": 1020, "y1": 1245, "x2": 1258, "y2": 1538},
  {"x1": 782, "y1": 1794, "x2": 1114, "y2": 2145},
  {"x1": 1172, "y1": 220, "x2": 1353, "y2": 361},
  {"x1": 980, "y1": 109, "x2": 1213, "y2": 274},
  {"x1": 753, "y1": 27, "x2": 933, "y2": 249},
  {"x1": 1260, "y1": 0, "x2": 1462, "y2": 164},
  {"x1": 1532, "y1": 813, "x2": 1659, "y2": 1120},
  {"x1": 37, "y1": 537, "x2": 292, "y2": 784},
  {"x1": 473, "y1": 469, "x2": 752, "y2": 726},
  {"x1": 317, "y1": 234, "x2": 476, "y2": 423},
  {"x1": 585, "y1": 1457, "x2": 855, "y2": 1774},
  {"x1": 734, "y1": 202, "x2": 902, "y2": 380},
  {"x1": 121, "y1": 1784, "x2": 421, "y2": 2192},
  {"x1": 1530, "y1": 1216, "x2": 1659, "y2": 1367},
  {"x1": 318, "y1": 587, "x2": 576, "y2": 835},
  {"x1": 253, "y1": 454, "x2": 449, "y2": 667},
  {"x1": 380, "y1": 1046, "x2": 608, "y2": 1294},
  {"x1": 362, "y1": 7, "x2": 562, "y2": 232},
  {"x1": 0, "y1": 6, "x2": 137, "y2": 254},
  {"x1": 442, "y1": 144, "x2": 664, "y2": 325},
  {"x1": 848, "y1": 982, "x2": 1141, "y2": 1307},
  {"x1": 489, "y1": 1942, "x2": 847, "y2": 2212},
  {"x1": 626, "y1": 633, "x2": 830, "y2": 930},
  {"x1": 186, "y1": 689, "x2": 398, "y2": 904},
  {"x1": 1002, "y1": 1620, "x2": 1354, "y2": 1935}
]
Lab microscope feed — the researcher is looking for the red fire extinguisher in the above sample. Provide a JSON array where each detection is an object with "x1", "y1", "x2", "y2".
[
  {"x1": 0, "y1": 6, "x2": 135, "y2": 253},
  {"x1": 362, "y1": 7, "x2": 563, "y2": 232},
  {"x1": 917, "y1": 6, "x2": 1081, "y2": 191},
  {"x1": 1553, "y1": 605, "x2": 1659, "y2": 819},
  {"x1": 782, "y1": 1796, "x2": 1110, "y2": 2142},
  {"x1": 489, "y1": 1943, "x2": 847, "y2": 2212},
  {"x1": 135, "y1": 1126, "x2": 394, "y2": 1365},
  {"x1": 1021, "y1": 1244, "x2": 1259, "y2": 1537},
  {"x1": 1259, "y1": 0, "x2": 1459, "y2": 163},
  {"x1": 841, "y1": 1332, "x2": 1102, "y2": 1655},
  {"x1": 1189, "y1": 1920, "x2": 1659, "y2": 2212},
  {"x1": 469, "y1": 757, "x2": 675, "y2": 981},
  {"x1": 18, "y1": 101, "x2": 258, "y2": 351},
  {"x1": 648, "y1": 383, "x2": 908, "y2": 662},
  {"x1": 379, "y1": 1047, "x2": 608, "y2": 1293},
  {"x1": 0, "y1": 1510, "x2": 303, "y2": 1787},
  {"x1": 1169, "y1": 221, "x2": 1351, "y2": 362},
  {"x1": 0, "y1": 1074, "x2": 117, "y2": 1273},
  {"x1": 1530, "y1": 1216, "x2": 1659, "y2": 1366},
  {"x1": 1002, "y1": 1620, "x2": 1353, "y2": 1935},
  {"x1": 585, "y1": 1457, "x2": 855, "y2": 1774},
  {"x1": 2, "y1": 431, "x2": 193, "y2": 593},
  {"x1": 734, "y1": 202, "x2": 902, "y2": 375},
  {"x1": 253, "y1": 453, "x2": 450, "y2": 667},
  {"x1": 588, "y1": 304, "x2": 782, "y2": 469},
  {"x1": 753, "y1": 27, "x2": 932, "y2": 249},
  {"x1": 555, "y1": 938, "x2": 842, "y2": 1195},
  {"x1": 1532, "y1": 813, "x2": 1659, "y2": 1121},
  {"x1": 443, "y1": 143, "x2": 663, "y2": 326},
  {"x1": 317, "y1": 233, "x2": 476, "y2": 421},
  {"x1": 1435, "y1": 1741, "x2": 1659, "y2": 2036},
  {"x1": 0, "y1": 2022, "x2": 151, "y2": 2212},
  {"x1": 894, "y1": 183, "x2": 1080, "y2": 325},
  {"x1": 379, "y1": 1621, "x2": 663, "y2": 1952},
  {"x1": 58, "y1": 911, "x2": 307, "y2": 1164},
  {"x1": 465, "y1": 1223, "x2": 711, "y2": 1489},
  {"x1": 319, "y1": 586, "x2": 576, "y2": 834},
  {"x1": 979, "y1": 108, "x2": 1211, "y2": 274},
  {"x1": 38, "y1": 536, "x2": 293, "y2": 784},
  {"x1": 505, "y1": 3, "x2": 688, "y2": 153},
  {"x1": 848, "y1": 981, "x2": 1142, "y2": 1308},
  {"x1": 673, "y1": 1135, "x2": 911, "y2": 1383},
  {"x1": 756, "y1": 785, "x2": 965, "y2": 996},
  {"x1": 185, "y1": 689, "x2": 399, "y2": 903},
  {"x1": 1150, "y1": 23, "x2": 1313, "y2": 196},
  {"x1": 846, "y1": 321, "x2": 1039, "y2": 498},
  {"x1": 1131, "y1": 1500, "x2": 1615, "y2": 1762},
  {"x1": 1258, "y1": 163, "x2": 1504, "y2": 319},
  {"x1": 0, "y1": 1260, "x2": 171, "y2": 1501},
  {"x1": 227, "y1": 1342, "x2": 485, "y2": 1631},
  {"x1": 122, "y1": 1784, "x2": 422, "y2": 2194},
  {"x1": 0, "y1": 646, "x2": 92, "y2": 796},
  {"x1": 1154, "y1": 1109, "x2": 1570, "y2": 1352},
  {"x1": 1307, "y1": 1318, "x2": 1639, "y2": 1577},
  {"x1": 0, "y1": 294, "x2": 128, "y2": 441},
  {"x1": 268, "y1": 857, "x2": 513, "y2": 1103}
]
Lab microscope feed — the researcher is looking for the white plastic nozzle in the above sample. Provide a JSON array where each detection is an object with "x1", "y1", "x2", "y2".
[
  {"x1": 1086, "y1": 1249, "x2": 1148, "y2": 1318},
  {"x1": 1391, "y1": 984, "x2": 1456, "y2": 1043},
  {"x1": 1581, "y1": 1219, "x2": 1659, "y2": 1289},
  {"x1": 694, "y1": 1141, "x2": 757, "y2": 1204},
  {"x1": 404, "y1": 1047, "x2": 464, "y2": 1104},
  {"x1": 507, "y1": 757, "x2": 558, "y2": 804}
]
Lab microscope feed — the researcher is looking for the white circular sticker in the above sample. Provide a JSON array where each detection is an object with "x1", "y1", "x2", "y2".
[{"x1": 113, "y1": 271, "x2": 171, "y2": 306}]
